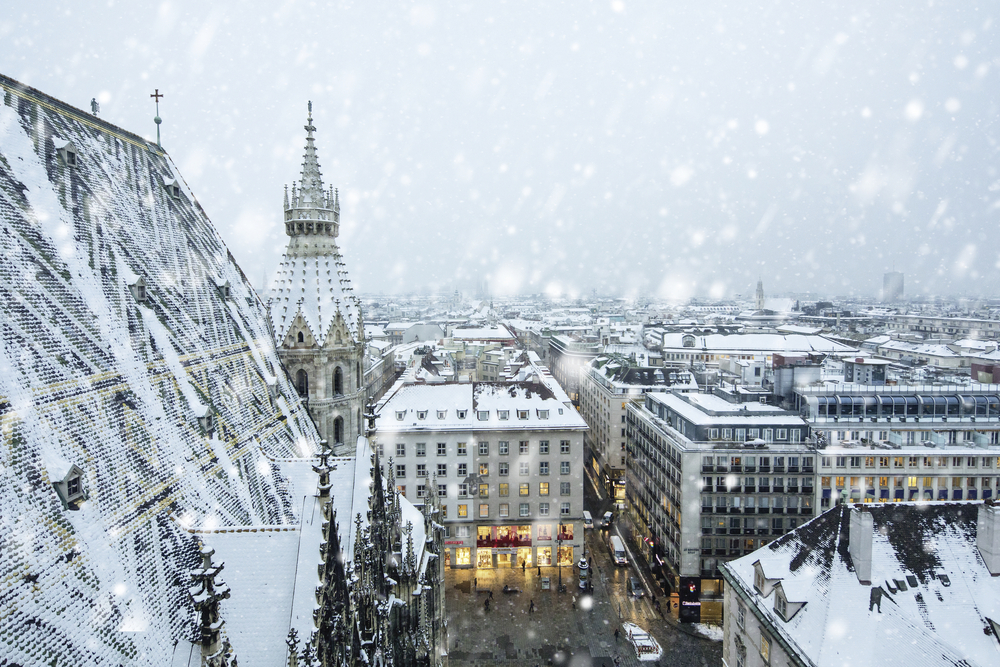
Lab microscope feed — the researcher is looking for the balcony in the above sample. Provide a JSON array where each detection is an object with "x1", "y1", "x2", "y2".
[
  {"x1": 773, "y1": 486, "x2": 784, "y2": 493},
  {"x1": 759, "y1": 466, "x2": 770, "y2": 473},
  {"x1": 731, "y1": 465, "x2": 742, "y2": 473},
  {"x1": 772, "y1": 466, "x2": 785, "y2": 474},
  {"x1": 758, "y1": 486, "x2": 770, "y2": 493},
  {"x1": 758, "y1": 508, "x2": 770, "y2": 514},
  {"x1": 787, "y1": 466, "x2": 799, "y2": 473},
  {"x1": 802, "y1": 487, "x2": 814, "y2": 495},
  {"x1": 701, "y1": 465, "x2": 714, "y2": 473},
  {"x1": 729, "y1": 528, "x2": 741, "y2": 535},
  {"x1": 744, "y1": 465, "x2": 756, "y2": 473},
  {"x1": 743, "y1": 486, "x2": 756, "y2": 493},
  {"x1": 773, "y1": 508, "x2": 785, "y2": 515},
  {"x1": 803, "y1": 466, "x2": 814, "y2": 474}
]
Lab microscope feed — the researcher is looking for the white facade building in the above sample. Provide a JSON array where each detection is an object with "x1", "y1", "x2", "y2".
[{"x1": 375, "y1": 380, "x2": 588, "y2": 570}]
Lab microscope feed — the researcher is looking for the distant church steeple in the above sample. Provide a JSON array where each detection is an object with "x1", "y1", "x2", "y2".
[{"x1": 755, "y1": 278, "x2": 765, "y2": 311}]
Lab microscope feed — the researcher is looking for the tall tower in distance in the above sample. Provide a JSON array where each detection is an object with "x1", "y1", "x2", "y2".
[
  {"x1": 755, "y1": 278, "x2": 766, "y2": 311},
  {"x1": 268, "y1": 102, "x2": 366, "y2": 453},
  {"x1": 883, "y1": 271, "x2": 904, "y2": 302}
]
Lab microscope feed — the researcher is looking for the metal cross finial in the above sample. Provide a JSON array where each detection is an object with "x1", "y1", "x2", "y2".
[
  {"x1": 308, "y1": 100, "x2": 312, "y2": 119},
  {"x1": 150, "y1": 89, "x2": 164, "y2": 148}
]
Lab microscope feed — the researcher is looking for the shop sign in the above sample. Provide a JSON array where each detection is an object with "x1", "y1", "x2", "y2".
[
  {"x1": 494, "y1": 548, "x2": 516, "y2": 555},
  {"x1": 681, "y1": 601, "x2": 702, "y2": 606},
  {"x1": 444, "y1": 540, "x2": 464, "y2": 545}
]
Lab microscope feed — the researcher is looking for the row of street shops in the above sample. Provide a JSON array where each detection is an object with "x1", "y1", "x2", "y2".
[{"x1": 442, "y1": 522, "x2": 580, "y2": 569}]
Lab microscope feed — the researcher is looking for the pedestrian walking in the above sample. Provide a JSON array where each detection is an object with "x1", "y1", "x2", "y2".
[
  {"x1": 485, "y1": 598, "x2": 490, "y2": 612},
  {"x1": 614, "y1": 627, "x2": 620, "y2": 642},
  {"x1": 522, "y1": 560, "x2": 526, "y2": 574},
  {"x1": 529, "y1": 599, "x2": 536, "y2": 613},
  {"x1": 537, "y1": 566, "x2": 541, "y2": 577},
  {"x1": 474, "y1": 576, "x2": 477, "y2": 590}
]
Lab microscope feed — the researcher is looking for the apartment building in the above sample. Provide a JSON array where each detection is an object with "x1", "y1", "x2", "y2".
[
  {"x1": 625, "y1": 391, "x2": 812, "y2": 623},
  {"x1": 579, "y1": 355, "x2": 697, "y2": 506},
  {"x1": 548, "y1": 334, "x2": 600, "y2": 405},
  {"x1": 375, "y1": 380, "x2": 588, "y2": 570}
]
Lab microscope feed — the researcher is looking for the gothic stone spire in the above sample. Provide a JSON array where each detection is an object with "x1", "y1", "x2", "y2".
[{"x1": 283, "y1": 101, "x2": 339, "y2": 238}]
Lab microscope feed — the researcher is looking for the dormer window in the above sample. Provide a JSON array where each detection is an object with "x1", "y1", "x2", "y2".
[
  {"x1": 774, "y1": 590, "x2": 787, "y2": 619},
  {"x1": 396, "y1": 411, "x2": 406, "y2": 421},
  {"x1": 537, "y1": 410, "x2": 549, "y2": 420},
  {"x1": 215, "y1": 279, "x2": 231, "y2": 300},
  {"x1": 54, "y1": 138, "x2": 78, "y2": 167},
  {"x1": 437, "y1": 410, "x2": 447, "y2": 419},
  {"x1": 754, "y1": 567, "x2": 765, "y2": 593},
  {"x1": 51, "y1": 463, "x2": 88, "y2": 510},
  {"x1": 417, "y1": 411, "x2": 427, "y2": 420},
  {"x1": 198, "y1": 409, "x2": 215, "y2": 436},
  {"x1": 457, "y1": 410, "x2": 468, "y2": 419},
  {"x1": 128, "y1": 276, "x2": 148, "y2": 303},
  {"x1": 163, "y1": 176, "x2": 182, "y2": 200},
  {"x1": 498, "y1": 410, "x2": 509, "y2": 421},
  {"x1": 517, "y1": 410, "x2": 529, "y2": 420},
  {"x1": 477, "y1": 410, "x2": 489, "y2": 421}
]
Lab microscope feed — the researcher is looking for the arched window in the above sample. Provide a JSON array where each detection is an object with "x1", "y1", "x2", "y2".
[
  {"x1": 296, "y1": 369, "x2": 309, "y2": 398},
  {"x1": 297, "y1": 331, "x2": 305, "y2": 343},
  {"x1": 334, "y1": 367, "x2": 344, "y2": 395},
  {"x1": 334, "y1": 416, "x2": 344, "y2": 444}
]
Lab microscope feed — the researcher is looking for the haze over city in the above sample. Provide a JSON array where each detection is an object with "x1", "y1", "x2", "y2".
[{"x1": 2, "y1": 1, "x2": 997, "y2": 299}]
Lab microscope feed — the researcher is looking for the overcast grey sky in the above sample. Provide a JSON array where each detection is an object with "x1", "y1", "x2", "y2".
[{"x1": 3, "y1": 2, "x2": 998, "y2": 300}]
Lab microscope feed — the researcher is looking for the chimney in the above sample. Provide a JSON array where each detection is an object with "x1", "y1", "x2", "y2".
[
  {"x1": 849, "y1": 506, "x2": 874, "y2": 585},
  {"x1": 978, "y1": 500, "x2": 1000, "y2": 576}
]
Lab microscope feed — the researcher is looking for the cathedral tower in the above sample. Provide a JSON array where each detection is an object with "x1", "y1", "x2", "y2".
[{"x1": 269, "y1": 103, "x2": 366, "y2": 452}]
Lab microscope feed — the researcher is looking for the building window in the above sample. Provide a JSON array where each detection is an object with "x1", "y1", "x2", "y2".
[
  {"x1": 437, "y1": 463, "x2": 447, "y2": 477},
  {"x1": 417, "y1": 411, "x2": 427, "y2": 420},
  {"x1": 437, "y1": 410, "x2": 447, "y2": 419},
  {"x1": 518, "y1": 410, "x2": 529, "y2": 420},
  {"x1": 760, "y1": 635, "x2": 771, "y2": 664},
  {"x1": 437, "y1": 442, "x2": 447, "y2": 456},
  {"x1": 520, "y1": 441, "x2": 529, "y2": 454},
  {"x1": 438, "y1": 484, "x2": 447, "y2": 497},
  {"x1": 499, "y1": 503, "x2": 509, "y2": 518},
  {"x1": 480, "y1": 463, "x2": 489, "y2": 476},
  {"x1": 458, "y1": 443, "x2": 467, "y2": 456},
  {"x1": 561, "y1": 502, "x2": 570, "y2": 516},
  {"x1": 520, "y1": 462, "x2": 529, "y2": 476},
  {"x1": 417, "y1": 485, "x2": 427, "y2": 498},
  {"x1": 479, "y1": 503, "x2": 490, "y2": 518},
  {"x1": 397, "y1": 485, "x2": 405, "y2": 496},
  {"x1": 396, "y1": 464, "x2": 405, "y2": 477},
  {"x1": 776, "y1": 429, "x2": 787, "y2": 440},
  {"x1": 479, "y1": 441, "x2": 489, "y2": 455},
  {"x1": 539, "y1": 440, "x2": 550, "y2": 454},
  {"x1": 417, "y1": 464, "x2": 427, "y2": 477},
  {"x1": 560, "y1": 461, "x2": 570, "y2": 475},
  {"x1": 540, "y1": 462, "x2": 549, "y2": 475},
  {"x1": 416, "y1": 443, "x2": 426, "y2": 457},
  {"x1": 520, "y1": 503, "x2": 530, "y2": 517},
  {"x1": 499, "y1": 410, "x2": 509, "y2": 420},
  {"x1": 499, "y1": 462, "x2": 509, "y2": 476},
  {"x1": 458, "y1": 463, "x2": 467, "y2": 476},
  {"x1": 458, "y1": 504, "x2": 468, "y2": 518},
  {"x1": 477, "y1": 410, "x2": 489, "y2": 421},
  {"x1": 396, "y1": 411, "x2": 405, "y2": 421},
  {"x1": 396, "y1": 443, "x2": 406, "y2": 457},
  {"x1": 459, "y1": 483, "x2": 468, "y2": 497},
  {"x1": 774, "y1": 591, "x2": 787, "y2": 619},
  {"x1": 560, "y1": 440, "x2": 570, "y2": 454},
  {"x1": 499, "y1": 483, "x2": 509, "y2": 497},
  {"x1": 539, "y1": 502, "x2": 550, "y2": 516},
  {"x1": 560, "y1": 482, "x2": 571, "y2": 496},
  {"x1": 539, "y1": 482, "x2": 549, "y2": 496},
  {"x1": 520, "y1": 483, "x2": 530, "y2": 496},
  {"x1": 499, "y1": 441, "x2": 509, "y2": 455},
  {"x1": 737, "y1": 602, "x2": 746, "y2": 629},
  {"x1": 457, "y1": 410, "x2": 467, "y2": 419},
  {"x1": 538, "y1": 410, "x2": 549, "y2": 419}
]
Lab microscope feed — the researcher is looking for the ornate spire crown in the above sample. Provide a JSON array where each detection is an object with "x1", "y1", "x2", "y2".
[{"x1": 283, "y1": 101, "x2": 339, "y2": 238}]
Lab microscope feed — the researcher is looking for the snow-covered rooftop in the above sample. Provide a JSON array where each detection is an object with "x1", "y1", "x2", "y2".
[
  {"x1": 724, "y1": 503, "x2": 1000, "y2": 666},
  {"x1": 0, "y1": 74, "x2": 320, "y2": 665}
]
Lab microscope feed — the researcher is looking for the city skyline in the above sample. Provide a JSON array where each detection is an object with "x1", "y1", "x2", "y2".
[{"x1": 2, "y1": 1, "x2": 997, "y2": 299}]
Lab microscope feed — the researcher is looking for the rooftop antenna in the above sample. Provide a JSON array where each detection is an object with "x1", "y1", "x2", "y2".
[{"x1": 150, "y1": 89, "x2": 164, "y2": 147}]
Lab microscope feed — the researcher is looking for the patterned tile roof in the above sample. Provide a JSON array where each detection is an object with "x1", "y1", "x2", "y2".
[{"x1": 0, "y1": 73, "x2": 320, "y2": 665}]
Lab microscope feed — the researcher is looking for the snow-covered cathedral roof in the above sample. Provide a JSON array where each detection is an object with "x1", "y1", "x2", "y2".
[
  {"x1": 0, "y1": 73, "x2": 320, "y2": 666},
  {"x1": 269, "y1": 104, "x2": 362, "y2": 346}
]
